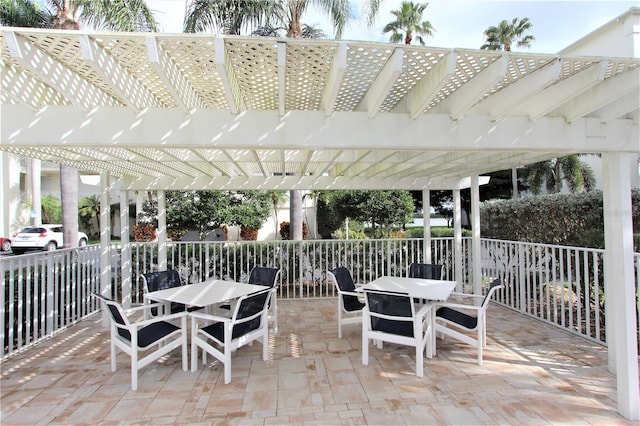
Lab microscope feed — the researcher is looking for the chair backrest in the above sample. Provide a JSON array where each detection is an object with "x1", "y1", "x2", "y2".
[
  {"x1": 330, "y1": 267, "x2": 364, "y2": 311},
  {"x1": 481, "y1": 278, "x2": 503, "y2": 309},
  {"x1": 363, "y1": 289, "x2": 415, "y2": 337},
  {"x1": 248, "y1": 267, "x2": 279, "y2": 288},
  {"x1": 93, "y1": 293, "x2": 132, "y2": 342},
  {"x1": 408, "y1": 263, "x2": 443, "y2": 280},
  {"x1": 231, "y1": 288, "x2": 271, "y2": 339},
  {"x1": 141, "y1": 270, "x2": 182, "y2": 293}
]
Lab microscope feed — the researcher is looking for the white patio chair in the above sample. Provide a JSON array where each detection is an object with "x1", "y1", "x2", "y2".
[
  {"x1": 189, "y1": 287, "x2": 272, "y2": 384},
  {"x1": 361, "y1": 288, "x2": 434, "y2": 378},
  {"x1": 434, "y1": 278, "x2": 504, "y2": 365},
  {"x1": 327, "y1": 266, "x2": 366, "y2": 338},
  {"x1": 93, "y1": 293, "x2": 188, "y2": 391}
]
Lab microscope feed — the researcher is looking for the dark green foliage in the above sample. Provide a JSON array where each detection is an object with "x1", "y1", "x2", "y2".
[
  {"x1": 480, "y1": 190, "x2": 640, "y2": 250},
  {"x1": 316, "y1": 197, "x2": 345, "y2": 238}
]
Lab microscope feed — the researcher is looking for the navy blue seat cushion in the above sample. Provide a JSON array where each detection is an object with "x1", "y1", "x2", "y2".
[
  {"x1": 436, "y1": 306, "x2": 478, "y2": 330},
  {"x1": 202, "y1": 290, "x2": 270, "y2": 341},
  {"x1": 248, "y1": 267, "x2": 279, "y2": 287},
  {"x1": 331, "y1": 267, "x2": 365, "y2": 312},
  {"x1": 137, "y1": 322, "x2": 181, "y2": 347}
]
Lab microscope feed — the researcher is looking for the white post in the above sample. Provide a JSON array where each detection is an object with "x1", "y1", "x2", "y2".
[
  {"x1": 120, "y1": 190, "x2": 131, "y2": 309},
  {"x1": 31, "y1": 159, "x2": 41, "y2": 225},
  {"x1": 470, "y1": 175, "x2": 482, "y2": 295},
  {"x1": 453, "y1": 189, "x2": 463, "y2": 292},
  {"x1": 602, "y1": 152, "x2": 639, "y2": 420},
  {"x1": 157, "y1": 190, "x2": 167, "y2": 271},
  {"x1": 100, "y1": 172, "x2": 111, "y2": 326},
  {"x1": 422, "y1": 189, "x2": 431, "y2": 263}
]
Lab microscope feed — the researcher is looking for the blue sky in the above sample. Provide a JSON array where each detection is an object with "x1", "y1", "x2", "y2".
[{"x1": 148, "y1": 0, "x2": 638, "y2": 53}]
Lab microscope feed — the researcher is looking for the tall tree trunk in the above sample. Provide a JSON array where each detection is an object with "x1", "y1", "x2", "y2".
[
  {"x1": 60, "y1": 165, "x2": 79, "y2": 248},
  {"x1": 290, "y1": 190, "x2": 303, "y2": 240}
]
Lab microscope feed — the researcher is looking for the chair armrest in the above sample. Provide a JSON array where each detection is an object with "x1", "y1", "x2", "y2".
[
  {"x1": 126, "y1": 301, "x2": 169, "y2": 314},
  {"x1": 415, "y1": 302, "x2": 435, "y2": 319},
  {"x1": 446, "y1": 293, "x2": 485, "y2": 304},
  {"x1": 189, "y1": 310, "x2": 232, "y2": 323},
  {"x1": 436, "y1": 301, "x2": 482, "y2": 313},
  {"x1": 339, "y1": 290, "x2": 361, "y2": 297},
  {"x1": 130, "y1": 310, "x2": 188, "y2": 329}
]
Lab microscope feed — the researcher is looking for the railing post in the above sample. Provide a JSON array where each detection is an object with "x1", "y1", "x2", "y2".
[
  {"x1": 46, "y1": 254, "x2": 54, "y2": 334},
  {"x1": 120, "y1": 190, "x2": 131, "y2": 308},
  {"x1": 518, "y1": 243, "x2": 526, "y2": 314}
]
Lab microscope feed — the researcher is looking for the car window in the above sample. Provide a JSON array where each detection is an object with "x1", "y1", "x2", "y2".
[
  {"x1": 51, "y1": 227, "x2": 63, "y2": 233},
  {"x1": 20, "y1": 227, "x2": 43, "y2": 233}
]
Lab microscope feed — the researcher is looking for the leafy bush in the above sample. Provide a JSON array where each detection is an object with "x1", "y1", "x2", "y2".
[{"x1": 480, "y1": 190, "x2": 640, "y2": 250}]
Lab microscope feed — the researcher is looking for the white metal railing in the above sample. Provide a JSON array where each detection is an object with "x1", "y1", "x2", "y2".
[
  {"x1": 1, "y1": 245, "x2": 102, "y2": 359},
  {"x1": 2, "y1": 238, "x2": 639, "y2": 360}
]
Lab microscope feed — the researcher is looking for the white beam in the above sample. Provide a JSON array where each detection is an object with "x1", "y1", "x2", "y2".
[
  {"x1": 99, "y1": 172, "x2": 111, "y2": 326},
  {"x1": 5, "y1": 31, "x2": 116, "y2": 110},
  {"x1": 119, "y1": 190, "x2": 131, "y2": 309},
  {"x1": 596, "y1": 91, "x2": 640, "y2": 123},
  {"x1": 215, "y1": 37, "x2": 243, "y2": 114},
  {"x1": 432, "y1": 54, "x2": 509, "y2": 120},
  {"x1": 321, "y1": 42, "x2": 347, "y2": 116},
  {"x1": 146, "y1": 36, "x2": 204, "y2": 111},
  {"x1": 453, "y1": 189, "x2": 463, "y2": 292},
  {"x1": 157, "y1": 190, "x2": 167, "y2": 270},
  {"x1": 422, "y1": 189, "x2": 431, "y2": 263},
  {"x1": 357, "y1": 48, "x2": 404, "y2": 118},
  {"x1": 479, "y1": 58, "x2": 562, "y2": 121},
  {"x1": 514, "y1": 60, "x2": 608, "y2": 122},
  {"x1": 3, "y1": 106, "x2": 638, "y2": 153},
  {"x1": 405, "y1": 51, "x2": 457, "y2": 119},
  {"x1": 470, "y1": 174, "x2": 482, "y2": 296},
  {"x1": 122, "y1": 174, "x2": 475, "y2": 191},
  {"x1": 562, "y1": 68, "x2": 640, "y2": 123},
  {"x1": 278, "y1": 42, "x2": 286, "y2": 116}
]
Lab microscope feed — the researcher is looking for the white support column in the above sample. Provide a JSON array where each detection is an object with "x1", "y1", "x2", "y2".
[
  {"x1": 100, "y1": 172, "x2": 111, "y2": 326},
  {"x1": 120, "y1": 190, "x2": 131, "y2": 309},
  {"x1": 422, "y1": 189, "x2": 431, "y2": 263},
  {"x1": 602, "y1": 152, "x2": 639, "y2": 420},
  {"x1": 470, "y1": 175, "x2": 482, "y2": 296},
  {"x1": 453, "y1": 189, "x2": 463, "y2": 292},
  {"x1": 157, "y1": 190, "x2": 167, "y2": 271},
  {"x1": 30, "y1": 159, "x2": 41, "y2": 225}
]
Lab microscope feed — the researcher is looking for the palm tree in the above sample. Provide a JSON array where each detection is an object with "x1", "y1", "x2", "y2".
[
  {"x1": 382, "y1": 1, "x2": 434, "y2": 45},
  {"x1": 183, "y1": 0, "x2": 277, "y2": 34},
  {"x1": 266, "y1": 190, "x2": 288, "y2": 233},
  {"x1": 481, "y1": 17, "x2": 535, "y2": 52},
  {"x1": 3, "y1": 0, "x2": 159, "y2": 247},
  {"x1": 525, "y1": 155, "x2": 596, "y2": 195}
]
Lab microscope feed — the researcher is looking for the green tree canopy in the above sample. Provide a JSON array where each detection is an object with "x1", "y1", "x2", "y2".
[
  {"x1": 138, "y1": 190, "x2": 271, "y2": 238},
  {"x1": 382, "y1": 1, "x2": 434, "y2": 45},
  {"x1": 481, "y1": 17, "x2": 534, "y2": 51}
]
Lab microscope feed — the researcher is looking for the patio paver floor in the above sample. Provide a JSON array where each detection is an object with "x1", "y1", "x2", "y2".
[{"x1": 1, "y1": 298, "x2": 635, "y2": 425}]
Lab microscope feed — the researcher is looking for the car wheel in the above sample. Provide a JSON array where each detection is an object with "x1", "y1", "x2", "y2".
[
  {"x1": 2, "y1": 240, "x2": 11, "y2": 251},
  {"x1": 78, "y1": 238, "x2": 87, "y2": 247},
  {"x1": 44, "y1": 242, "x2": 57, "y2": 251}
]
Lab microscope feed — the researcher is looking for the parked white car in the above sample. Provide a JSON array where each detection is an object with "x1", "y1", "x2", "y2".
[{"x1": 11, "y1": 225, "x2": 88, "y2": 255}]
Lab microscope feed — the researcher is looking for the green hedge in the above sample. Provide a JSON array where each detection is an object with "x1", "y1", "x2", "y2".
[{"x1": 480, "y1": 190, "x2": 640, "y2": 250}]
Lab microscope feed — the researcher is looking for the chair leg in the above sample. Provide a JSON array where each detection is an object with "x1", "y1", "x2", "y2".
[
  {"x1": 223, "y1": 345, "x2": 232, "y2": 384},
  {"x1": 131, "y1": 351, "x2": 138, "y2": 391},
  {"x1": 337, "y1": 307, "x2": 343, "y2": 338},
  {"x1": 190, "y1": 326, "x2": 198, "y2": 372},
  {"x1": 362, "y1": 327, "x2": 369, "y2": 366}
]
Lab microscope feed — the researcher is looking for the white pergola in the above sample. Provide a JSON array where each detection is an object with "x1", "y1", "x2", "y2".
[{"x1": 1, "y1": 28, "x2": 638, "y2": 419}]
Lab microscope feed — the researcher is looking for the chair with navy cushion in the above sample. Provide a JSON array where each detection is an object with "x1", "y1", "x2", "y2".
[
  {"x1": 189, "y1": 287, "x2": 272, "y2": 384},
  {"x1": 141, "y1": 269, "x2": 185, "y2": 315},
  {"x1": 248, "y1": 266, "x2": 280, "y2": 333},
  {"x1": 93, "y1": 293, "x2": 188, "y2": 391},
  {"x1": 327, "y1": 266, "x2": 365, "y2": 338},
  {"x1": 408, "y1": 263, "x2": 443, "y2": 280},
  {"x1": 435, "y1": 278, "x2": 503, "y2": 365},
  {"x1": 362, "y1": 289, "x2": 434, "y2": 378}
]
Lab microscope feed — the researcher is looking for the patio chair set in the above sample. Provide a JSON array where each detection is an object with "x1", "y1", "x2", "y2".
[
  {"x1": 95, "y1": 267, "x2": 279, "y2": 390},
  {"x1": 95, "y1": 264, "x2": 503, "y2": 390},
  {"x1": 328, "y1": 264, "x2": 504, "y2": 377}
]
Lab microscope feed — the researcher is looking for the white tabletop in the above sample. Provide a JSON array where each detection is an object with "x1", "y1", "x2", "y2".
[
  {"x1": 145, "y1": 279, "x2": 267, "y2": 307},
  {"x1": 361, "y1": 276, "x2": 456, "y2": 301}
]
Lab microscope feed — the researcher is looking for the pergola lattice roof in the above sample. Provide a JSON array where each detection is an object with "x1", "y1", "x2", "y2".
[{"x1": 1, "y1": 28, "x2": 638, "y2": 190}]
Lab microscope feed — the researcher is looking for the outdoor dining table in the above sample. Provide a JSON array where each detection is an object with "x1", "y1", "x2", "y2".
[
  {"x1": 359, "y1": 276, "x2": 457, "y2": 353},
  {"x1": 144, "y1": 279, "x2": 267, "y2": 310}
]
